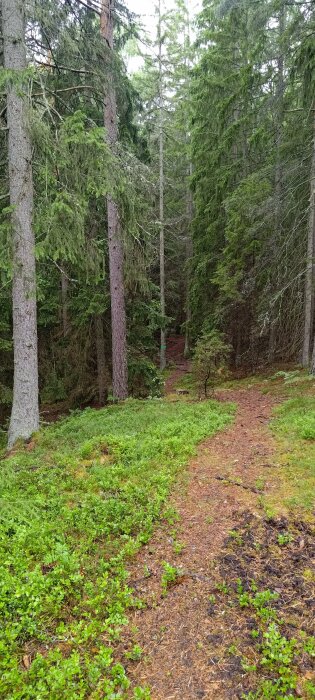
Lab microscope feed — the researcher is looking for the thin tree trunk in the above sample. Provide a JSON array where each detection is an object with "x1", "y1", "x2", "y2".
[
  {"x1": 184, "y1": 8, "x2": 193, "y2": 360},
  {"x1": 3, "y1": 0, "x2": 39, "y2": 448},
  {"x1": 95, "y1": 315, "x2": 108, "y2": 404},
  {"x1": 311, "y1": 333, "x2": 315, "y2": 375},
  {"x1": 61, "y1": 268, "x2": 69, "y2": 338},
  {"x1": 303, "y1": 109, "x2": 315, "y2": 368},
  {"x1": 268, "y1": 2, "x2": 286, "y2": 362},
  {"x1": 158, "y1": 0, "x2": 166, "y2": 371},
  {"x1": 269, "y1": 2, "x2": 285, "y2": 363},
  {"x1": 184, "y1": 163, "x2": 193, "y2": 359},
  {"x1": 100, "y1": 0, "x2": 128, "y2": 399}
]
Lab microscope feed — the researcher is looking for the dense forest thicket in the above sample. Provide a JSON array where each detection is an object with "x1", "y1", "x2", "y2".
[{"x1": 0, "y1": 0, "x2": 315, "y2": 445}]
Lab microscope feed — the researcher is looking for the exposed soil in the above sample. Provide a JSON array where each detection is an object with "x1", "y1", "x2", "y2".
[
  {"x1": 212, "y1": 513, "x2": 315, "y2": 698},
  {"x1": 120, "y1": 379, "x2": 287, "y2": 699}
]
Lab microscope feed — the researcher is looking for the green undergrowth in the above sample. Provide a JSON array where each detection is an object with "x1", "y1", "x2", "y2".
[
  {"x1": 266, "y1": 396, "x2": 315, "y2": 515},
  {"x1": 171, "y1": 371, "x2": 197, "y2": 396},
  {"x1": 173, "y1": 366, "x2": 315, "y2": 398},
  {"x1": 213, "y1": 514, "x2": 315, "y2": 700},
  {"x1": 0, "y1": 397, "x2": 234, "y2": 699}
]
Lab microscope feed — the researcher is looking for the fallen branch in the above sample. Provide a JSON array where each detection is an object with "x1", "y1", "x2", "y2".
[{"x1": 215, "y1": 475, "x2": 263, "y2": 494}]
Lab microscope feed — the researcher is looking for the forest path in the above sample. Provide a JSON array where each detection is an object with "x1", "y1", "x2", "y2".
[
  {"x1": 122, "y1": 377, "x2": 278, "y2": 699},
  {"x1": 164, "y1": 335, "x2": 191, "y2": 394}
]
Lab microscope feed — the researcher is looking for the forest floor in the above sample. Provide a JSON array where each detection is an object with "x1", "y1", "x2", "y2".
[
  {"x1": 0, "y1": 345, "x2": 314, "y2": 699},
  {"x1": 119, "y1": 356, "x2": 315, "y2": 700}
]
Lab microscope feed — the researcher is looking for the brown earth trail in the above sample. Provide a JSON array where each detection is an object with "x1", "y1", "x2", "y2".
[{"x1": 122, "y1": 382, "x2": 279, "y2": 700}]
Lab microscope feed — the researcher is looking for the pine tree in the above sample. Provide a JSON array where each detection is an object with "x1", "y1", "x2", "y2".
[{"x1": 101, "y1": 0, "x2": 128, "y2": 399}]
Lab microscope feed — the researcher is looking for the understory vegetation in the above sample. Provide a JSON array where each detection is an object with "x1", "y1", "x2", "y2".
[
  {"x1": 0, "y1": 397, "x2": 233, "y2": 699},
  {"x1": 269, "y1": 396, "x2": 315, "y2": 515},
  {"x1": 213, "y1": 513, "x2": 315, "y2": 700}
]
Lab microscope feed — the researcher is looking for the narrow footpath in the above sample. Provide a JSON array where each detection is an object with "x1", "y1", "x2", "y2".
[{"x1": 121, "y1": 358, "x2": 279, "y2": 699}]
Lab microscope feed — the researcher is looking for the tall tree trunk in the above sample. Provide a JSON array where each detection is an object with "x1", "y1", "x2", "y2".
[
  {"x1": 184, "y1": 163, "x2": 193, "y2": 359},
  {"x1": 184, "y1": 7, "x2": 193, "y2": 360},
  {"x1": 269, "y1": 2, "x2": 285, "y2": 362},
  {"x1": 303, "y1": 109, "x2": 315, "y2": 368},
  {"x1": 3, "y1": 0, "x2": 39, "y2": 448},
  {"x1": 100, "y1": 0, "x2": 128, "y2": 399},
  {"x1": 158, "y1": 0, "x2": 166, "y2": 370},
  {"x1": 95, "y1": 315, "x2": 108, "y2": 405}
]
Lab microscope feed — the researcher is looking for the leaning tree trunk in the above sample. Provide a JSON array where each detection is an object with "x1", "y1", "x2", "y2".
[
  {"x1": 158, "y1": 0, "x2": 166, "y2": 371},
  {"x1": 302, "y1": 109, "x2": 315, "y2": 369},
  {"x1": 3, "y1": 0, "x2": 39, "y2": 448},
  {"x1": 100, "y1": 0, "x2": 128, "y2": 399}
]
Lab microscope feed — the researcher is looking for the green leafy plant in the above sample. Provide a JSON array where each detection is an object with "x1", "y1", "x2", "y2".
[
  {"x1": 125, "y1": 644, "x2": 144, "y2": 662},
  {"x1": 172, "y1": 540, "x2": 185, "y2": 555},
  {"x1": 303, "y1": 636, "x2": 315, "y2": 657},
  {"x1": 305, "y1": 681, "x2": 315, "y2": 698},
  {"x1": 229, "y1": 529, "x2": 243, "y2": 545},
  {"x1": 277, "y1": 532, "x2": 293, "y2": 546},
  {"x1": 161, "y1": 562, "x2": 181, "y2": 596},
  {"x1": 128, "y1": 354, "x2": 163, "y2": 398}
]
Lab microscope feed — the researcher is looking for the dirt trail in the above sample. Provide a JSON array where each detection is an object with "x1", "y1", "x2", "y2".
[
  {"x1": 123, "y1": 380, "x2": 278, "y2": 699},
  {"x1": 164, "y1": 335, "x2": 191, "y2": 394}
]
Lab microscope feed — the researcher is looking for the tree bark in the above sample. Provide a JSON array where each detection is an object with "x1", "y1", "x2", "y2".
[
  {"x1": 158, "y1": 0, "x2": 166, "y2": 370},
  {"x1": 61, "y1": 268, "x2": 69, "y2": 338},
  {"x1": 184, "y1": 163, "x2": 193, "y2": 359},
  {"x1": 3, "y1": 0, "x2": 39, "y2": 448},
  {"x1": 184, "y1": 9, "x2": 193, "y2": 360},
  {"x1": 303, "y1": 109, "x2": 315, "y2": 368},
  {"x1": 100, "y1": 0, "x2": 128, "y2": 399},
  {"x1": 269, "y1": 1, "x2": 285, "y2": 363},
  {"x1": 95, "y1": 315, "x2": 108, "y2": 404}
]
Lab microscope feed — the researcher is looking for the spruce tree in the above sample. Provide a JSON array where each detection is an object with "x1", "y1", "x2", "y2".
[{"x1": 3, "y1": 0, "x2": 39, "y2": 448}]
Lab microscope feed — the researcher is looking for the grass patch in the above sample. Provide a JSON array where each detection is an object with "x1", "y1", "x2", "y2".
[
  {"x1": 0, "y1": 397, "x2": 234, "y2": 699},
  {"x1": 266, "y1": 397, "x2": 315, "y2": 515},
  {"x1": 172, "y1": 371, "x2": 196, "y2": 395}
]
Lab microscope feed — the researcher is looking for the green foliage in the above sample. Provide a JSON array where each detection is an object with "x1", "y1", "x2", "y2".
[
  {"x1": 125, "y1": 644, "x2": 144, "y2": 662},
  {"x1": 234, "y1": 585, "x2": 313, "y2": 700},
  {"x1": 274, "y1": 397, "x2": 315, "y2": 441},
  {"x1": 192, "y1": 329, "x2": 231, "y2": 397},
  {"x1": 277, "y1": 532, "x2": 293, "y2": 546},
  {"x1": 305, "y1": 681, "x2": 315, "y2": 699},
  {"x1": 259, "y1": 396, "x2": 315, "y2": 514},
  {"x1": 161, "y1": 562, "x2": 181, "y2": 596},
  {"x1": 128, "y1": 353, "x2": 163, "y2": 398},
  {"x1": 244, "y1": 624, "x2": 297, "y2": 699},
  {"x1": 236, "y1": 581, "x2": 279, "y2": 622},
  {"x1": 0, "y1": 397, "x2": 234, "y2": 697},
  {"x1": 191, "y1": 0, "x2": 313, "y2": 365}
]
